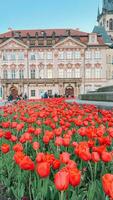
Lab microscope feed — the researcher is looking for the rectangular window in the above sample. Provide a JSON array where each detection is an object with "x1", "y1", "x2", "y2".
[
  {"x1": 46, "y1": 52, "x2": 53, "y2": 59},
  {"x1": 66, "y1": 68, "x2": 72, "y2": 78},
  {"x1": 3, "y1": 70, "x2": 8, "y2": 79},
  {"x1": 38, "y1": 40, "x2": 44, "y2": 46},
  {"x1": 75, "y1": 68, "x2": 80, "y2": 78},
  {"x1": 39, "y1": 69, "x2": 44, "y2": 78},
  {"x1": 10, "y1": 53, "x2": 16, "y2": 60},
  {"x1": 86, "y1": 51, "x2": 92, "y2": 59},
  {"x1": 74, "y1": 51, "x2": 81, "y2": 59},
  {"x1": 59, "y1": 52, "x2": 65, "y2": 60},
  {"x1": 11, "y1": 69, "x2": 16, "y2": 79},
  {"x1": 31, "y1": 69, "x2": 35, "y2": 79},
  {"x1": 38, "y1": 52, "x2": 44, "y2": 59},
  {"x1": 47, "y1": 40, "x2": 52, "y2": 45},
  {"x1": 58, "y1": 69, "x2": 64, "y2": 78},
  {"x1": 3, "y1": 53, "x2": 8, "y2": 61},
  {"x1": 30, "y1": 54, "x2": 36, "y2": 60},
  {"x1": 85, "y1": 68, "x2": 91, "y2": 78},
  {"x1": 47, "y1": 69, "x2": 53, "y2": 78},
  {"x1": 48, "y1": 90, "x2": 52, "y2": 96},
  {"x1": 19, "y1": 70, "x2": 24, "y2": 79},
  {"x1": 30, "y1": 40, "x2": 35, "y2": 46},
  {"x1": 31, "y1": 90, "x2": 35, "y2": 97},
  {"x1": 66, "y1": 51, "x2": 73, "y2": 59},
  {"x1": 18, "y1": 52, "x2": 24, "y2": 60},
  {"x1": 94, "y1": 51, "x2": 101, "y2": 59},
  {"x1": 95, "y1": 68, "x2": 101, "y2": 78}
]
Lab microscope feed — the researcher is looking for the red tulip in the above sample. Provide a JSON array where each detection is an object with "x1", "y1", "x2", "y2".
[
  {"x1": 4, "y1": 131, "x2": 12, "y2": 140},
  {"x1": 10, "y1": 135, "x2": 17, "y2": 142},
  {"x1": 13, "y1": 143, "x2": 23, "y2": 152},
  {"x1": 13, "y1": 151, "x2": 25, "y2": 165},
  {"x1": 19, "y1": 156, "x2": 35, "y2": 171},
  {"x1": 101, "y1": 151, "x2": 112, "y2": 162},
  {"x1": 32, "y1": 142, "x2": 40, "y2": 151},
  {"x1": 54, "y1": 171, "x2": 69, "y2": 191},
  {"x1": 102, "y1": 174, "x2": 113, "y2": 199},
  {"x1": 69, "y1": 168, "x2": 81, "y2": 187},
  {"x1": 60, "y1": 152, "x2": 70, "y2": 164},
  {"x1": 36, "y1": 152, "x2": 45, "y2": 163},
  {"x1": 52, "y1": 159, "x2": 60, "y2": 170},
  {"x1": 1, "y1": 143, "x2": 10, "y2": 154},
  {"x1": 36, "y1": 162, "x2": 50, "y2": 178},
  {"x1": 92, "y1": 152, "x2": 100, "y2": 162}
]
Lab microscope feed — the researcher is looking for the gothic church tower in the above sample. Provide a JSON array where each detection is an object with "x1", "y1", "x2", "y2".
[{"x1": 97, "y1": 0, "x2": 113, "y2": 37}]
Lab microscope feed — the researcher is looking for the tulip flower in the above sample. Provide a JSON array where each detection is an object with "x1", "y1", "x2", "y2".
[
  {"x1": 54, "y1": 171, "x2": 69, "y2": 191},
  {"x1": 1, "y1": 143, "x2": 10, "y2": 154},
  {"x1": 36, "y1": 162, "x2": 50, "y2": 178}
]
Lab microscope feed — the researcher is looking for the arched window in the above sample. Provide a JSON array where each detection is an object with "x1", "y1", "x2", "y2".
[{"x1": 109, "y1": 18, "x2": 113, "y2": 30}]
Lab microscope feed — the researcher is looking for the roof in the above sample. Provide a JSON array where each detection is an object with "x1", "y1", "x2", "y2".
[
  {"x1": 93, "y1": 26, "x2": 112, "y2": 44},
  {"x1": 103, "y1": 0, "x2": 113, "y2": 12},
  {"x1": 0, "y1": 29, "x2": 88, "y2": 38},
  {"x1": 0, "y1": 28, "x2": 106, "y2": 46}
]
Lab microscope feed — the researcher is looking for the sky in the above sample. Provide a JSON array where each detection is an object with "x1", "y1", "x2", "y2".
[{"x1": 0, "y1": 0, "x2": 102, "y2": 33}]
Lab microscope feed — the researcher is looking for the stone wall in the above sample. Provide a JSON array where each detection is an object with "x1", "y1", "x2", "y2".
[{"x1": 79, "y1": 92, "x2": 113, "y2": 102}]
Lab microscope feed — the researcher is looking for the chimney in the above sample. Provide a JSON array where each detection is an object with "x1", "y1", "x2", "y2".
[{"x1": 8, "y1": 27, "x2": 13, "y2": 31}]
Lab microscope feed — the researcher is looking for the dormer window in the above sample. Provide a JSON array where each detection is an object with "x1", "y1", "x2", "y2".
[
  {"x1": 88, "y1": 33, "x2": 98, "y2": 44},
  {"x1": 41, "y1": 31, "x2": 45, "y2": 36}
]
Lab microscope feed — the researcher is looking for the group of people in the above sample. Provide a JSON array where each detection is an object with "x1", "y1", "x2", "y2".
[{"x1": 7, "y1": 93, "x2": 28, "y2": 102}]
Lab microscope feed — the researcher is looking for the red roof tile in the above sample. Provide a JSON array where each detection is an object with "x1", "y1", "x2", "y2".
[
  {"x1": 0, "y1": 28, "x2": 106, "y2": 46},
  {"x1": 0, "y1": 28, "x2": 88, "y2": 38}
]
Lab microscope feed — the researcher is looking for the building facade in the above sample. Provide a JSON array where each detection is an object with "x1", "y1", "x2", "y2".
[
  {"x1": 0, "y1": 29, "x2": 107, "y2": 99},
  {"x1": 97, "y1": 0, "x2": 113, "y2": 38}
]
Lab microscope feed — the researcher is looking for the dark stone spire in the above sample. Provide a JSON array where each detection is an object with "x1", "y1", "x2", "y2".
[{"x1": 97, "y1": 5, "x2": 100, "y2": 21}]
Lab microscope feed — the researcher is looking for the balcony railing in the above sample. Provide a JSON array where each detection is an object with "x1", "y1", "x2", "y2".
[{"x1": 1, "y1": 78, "x2": 82, "y2": 84}]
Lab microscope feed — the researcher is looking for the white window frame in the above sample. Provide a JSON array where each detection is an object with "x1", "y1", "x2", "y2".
[
  {"x1": 74, "y1": 51, "x2": 80, "y2": 59},
  {"x1": 31, "y1": 90, "x2": 35, "y2": 97},
  {"x1": 39, "y1": 68, "x2": 44, "y2": 78},
  {"x1": 31, "y1": 69, "x2": 36, "y2": 79},
  {"x1": 66, "y1": 68, "x2": 72, "y2": 78},
  {"x1": 30, "y1": 53, "x2": 36, "y2": 60},
  {"x1": 59, "y1": 68, "x2": 64, "y2": 78},
  {"x1": 46, "y1": 52, "x2": 53, "y2": 60},
  {"x1": 86, "y1": 51, "x2": 92, "y2": 59},
  {"x1": 94, "y1": 51, "x2": 101, "y2": 59},
  {"x1": 95, "y1": 68, "x2": 101, "y2": 78},
  {"x1": 75, "y1": 68, "x2": 80, "y2": 78},
  {"x1": 66, "y1": 51, "x2": 73, "y2": 60},
  {"x1": 38, "y1": 52, "x2": 44, "y2": 59},
  {"x1": 85, "y1": 68, "x2": 91, "y2": 78},
  {"x1": 10, "y1": 53, "x2": 16, "y2": 60},
  {"x1": 11, "y1": 69, "x2": 16, "y2": 79},
  {"x1": 3, "y1": 69, "x2": 8, "y2": 79},
  {"x1": 59, "y1": 52, "x2": 65, "y2": 60},
  {"x1": 18, "y1": 52, "x2": 24, "y2": 60},
  {"x1": 47, "y1": 69, "x2": 53, "y2": 78},
  {"x1": 19, "y1": 69, "x2": 24, "y2": 79}
]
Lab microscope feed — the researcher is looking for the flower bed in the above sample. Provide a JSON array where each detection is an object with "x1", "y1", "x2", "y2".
[{"x1": 0, "y1": 98, "x2": 113, "y2": 200}]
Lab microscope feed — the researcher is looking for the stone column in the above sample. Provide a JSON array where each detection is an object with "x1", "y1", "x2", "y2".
[
  {"x1": 74, "y1": 82, "x2": 77, "y2": 97},
  {"x1": 27, "y1": 84, "x2": 29, "y2": 98},
  {"x1": 2, "y1": 85, "x2": 5, "y2": 99}
]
